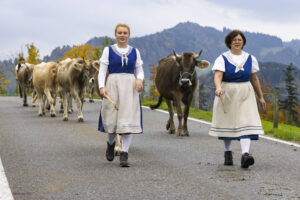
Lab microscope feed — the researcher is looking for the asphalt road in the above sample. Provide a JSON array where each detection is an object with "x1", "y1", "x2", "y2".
[{"x1": 0, "y1": 96, "x2": 299, "y2": 200}]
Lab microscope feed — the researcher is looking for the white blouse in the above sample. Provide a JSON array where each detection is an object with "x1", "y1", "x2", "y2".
[
  {"x1": 212, "y1": 51, "x2": 259, "y2": 73},
  {"x1": 98, "y1": 44, "x2": 144, "y2": 89}
]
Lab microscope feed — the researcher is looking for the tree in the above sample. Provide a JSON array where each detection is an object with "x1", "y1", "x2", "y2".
[
  {"x1": 280, "y1": 63, "x2": 299, "y2": 125},
  {"x1": 0, "y1": 68, "x2": 10, "y2": 94},
  {"x1": 63, "y1": 44, "x2": 102, "y2": 60},
  {"x1": 101, "y1": 36, "x2": 114, "y2": 48},
  {"x1": 26, "y1": 43, "x2": 40, "y2": 64},
  {"x1": 90, "y1": 46, "x2": 102, "y2": 60},
  {"x1": 148, "y1": 63, "x2": 159, "y2": 101}
]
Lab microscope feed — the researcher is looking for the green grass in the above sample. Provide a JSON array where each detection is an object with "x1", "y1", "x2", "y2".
[
  {"x1": 262, "y1": 121, "x2": 300, "y2": 143},
  {"x1": 142, "y1": 99, "x2": 300, "y2": 144}
]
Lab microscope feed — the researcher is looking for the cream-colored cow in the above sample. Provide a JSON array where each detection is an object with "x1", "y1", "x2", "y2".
[
  {"x1": 32, "y1": 62, "x2": 58, "y2": 117},
  {"x1": 57, "y1": 58, "x2": 89, "y2": 122}
]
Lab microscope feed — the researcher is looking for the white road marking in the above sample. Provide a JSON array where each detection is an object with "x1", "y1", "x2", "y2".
[
  {"x1": 0, "y1": 158, "x2": 14, "y2": 200},
  {"x1": 143, "y1": 106, "x2": 300, "y2": 148}
]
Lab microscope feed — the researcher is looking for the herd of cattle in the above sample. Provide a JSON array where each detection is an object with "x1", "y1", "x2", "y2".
[
  {"x1": 17, "y1": 58, "x2": 100, "y2": 122},
  {"x1": 16, "y1": 50, "x2": 210, "y2": 136}
]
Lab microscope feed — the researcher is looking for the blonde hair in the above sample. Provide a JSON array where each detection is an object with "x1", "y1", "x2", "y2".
[{"x1": 115, "y1": 23, "x2": 130, "y2": 36}]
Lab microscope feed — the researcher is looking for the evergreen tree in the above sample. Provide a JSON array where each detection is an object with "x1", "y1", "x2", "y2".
[
  {"x1": 101, "y1": 36, "x2": 114, "y2": 48},
  {"x1": 26, "y1": 43, "x2": 40, "y2": 64},
  {"x1": 281, "y1": 63, "x2": 299, "y2": 125}
]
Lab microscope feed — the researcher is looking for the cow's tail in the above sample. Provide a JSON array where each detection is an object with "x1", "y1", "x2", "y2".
[{"x1": 150, "y1": 95, "x2": 163, "y2": 110}]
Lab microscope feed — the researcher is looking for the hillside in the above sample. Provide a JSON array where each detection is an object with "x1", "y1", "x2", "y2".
[
  {"x1": 1, "y1": 22, "x2": 300, "y2": 95},
  {"x1": 84, "y1": 22, "x2": 300, "y2": 78}
]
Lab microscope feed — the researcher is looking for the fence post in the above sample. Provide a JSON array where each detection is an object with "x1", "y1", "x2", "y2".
[
  {"x1": 194, "y1": 79, "x2": 199, "y2": 111},
  {"x1": 273, "y1": 87, "x2": 279, "y2": 128}
]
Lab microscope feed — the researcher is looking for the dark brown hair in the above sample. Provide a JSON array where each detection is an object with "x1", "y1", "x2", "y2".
[{"x1": 225, "y1": 30, "x2": 246, "y2": 49}]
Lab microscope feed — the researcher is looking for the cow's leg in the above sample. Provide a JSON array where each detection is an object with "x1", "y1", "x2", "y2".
[
  {"x1": 114, "y1": 134, "x2": 122, "y2": 156},
  {"x1": 22, "y1": 86, "x2": 28, "y2": 107},
  {"x1": 79, "y1": 88, "x2": 85, "y2": 110},
  {"x1": 59, "y1": 92, "x2": 64, "y2": 113},
  {"x1": 182, "y1": 94, "x2": 193, "y2": 136},
  {"x1": 37, "y1": 93, "x2": 44, "y2": 116},
  {"x1": 165, "y1": 100, "x2": 175, "y2": 134},
  {"x1": 44, "y1": 88, "x2": 56, "y2": 117},
  {"x1": 89, "y1": 86, "x2": 94, "y2": 103},
  {"x1": 71, "y1": 88, "x2": 84, "y2": 122},
  {"x1": 32, "y1": 89, "x2": 37, "y2": 107},
  {"x1": 174, "y1": 96, "x2": 183, "y2": 136},
  {"x1": 42, "y1": 94, "x2": 46, "y2": 115},
  {"x1": 68, "y1": 94, "x2": 73, "y2": 114},
  {"x1": 62, "y1": 92, "x2": 69, "y2": 121}
]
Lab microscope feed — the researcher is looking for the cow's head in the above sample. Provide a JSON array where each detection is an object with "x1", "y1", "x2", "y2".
[
  {"x1": 75, "y1": 58, "x2": 90, "y2": 86},
  {"x1": 24, "y1": 64, "x2": 34, "y2": 86},
  {"x1": 173, "y1": 50, "x2": 210, "y2": 87}
]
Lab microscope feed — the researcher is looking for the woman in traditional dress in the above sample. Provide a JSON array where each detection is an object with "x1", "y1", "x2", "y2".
[
  {"x1": 98, "y1": 23, "x2": 144, "y2": 167},
  {"x1": 209, "y1": 30, "x2": 266, "y2": 168}
]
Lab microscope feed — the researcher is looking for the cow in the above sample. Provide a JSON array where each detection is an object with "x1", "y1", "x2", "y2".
[
  {"x1": 57, "y1": 58, "x2": 89, "y2": 122},
  {"x1": 16, "y1": 63, "x2": 35, "y2": 106},
  {"x1": 150, "y1": 50, "x2": 210, "y2": 136},
  {"x1": 32, "y1": 62, "x2": 58, "y2": 117},
  {"x1": 86, "y1": 60, "x2": 100, "y2": 102}
]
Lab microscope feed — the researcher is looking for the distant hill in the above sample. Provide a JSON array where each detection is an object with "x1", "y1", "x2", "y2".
[
  {"x1": 283, "y1": 39, "x2": 300, "y2": 51},
  {"x1": 43, "y1": 45, "x2": 71, "y2": 62},
  {"x1": 84, "y1": 22, "x2": 300, "y2": 78}
]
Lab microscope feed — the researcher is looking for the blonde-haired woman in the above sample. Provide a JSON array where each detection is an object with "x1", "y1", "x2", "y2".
[{"x1": 98, "y1": 23, "x2": 144, "y2": 167}]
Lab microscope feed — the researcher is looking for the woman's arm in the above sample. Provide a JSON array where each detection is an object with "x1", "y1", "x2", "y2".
[
  {"x1": 214, "y1": 70, "x2": 224, "y2": 97},
  {"x1": 250, "y1": 73, "x2": 266, "y2": 111},
  {"x1": 135, "y1": 48, "x2": 144, "y2": 92}
]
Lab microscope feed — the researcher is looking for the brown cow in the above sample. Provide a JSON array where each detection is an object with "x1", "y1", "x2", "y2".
[
  {"x1": 57, "y1": 58, "x2": 89, "y2": 122},
  {"x1": 150, "y1": 50, "x2": 210, "y2": 136},
  {"x1": 32, "y1": 62, "x2": 58, "y2": 117},
  {"x1": 86, "y1": 60, "x2": 100, "y2": 102},
  {"x1": 17, "y1": 63, "x2": 35, "y2": 106}
]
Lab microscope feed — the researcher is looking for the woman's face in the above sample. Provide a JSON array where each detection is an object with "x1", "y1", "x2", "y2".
[
  {"x1": 230, "y1": 34, "x2": 244, "y2": 51},
  {"x1": 115, "y1": 26, "x2": 130, "y2": 46}
]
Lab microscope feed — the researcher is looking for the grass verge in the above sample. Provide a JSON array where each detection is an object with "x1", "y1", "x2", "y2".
[{"x1": 142, "y1": 99, "x2": 300, "y2": 144}]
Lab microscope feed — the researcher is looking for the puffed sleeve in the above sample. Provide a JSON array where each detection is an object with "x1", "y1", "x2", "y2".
[
  {"x1": 212, "y1": 55, "x2": 225, "y2": 72},
  {"x1": 135, "y1": 48, "x2": 144, "y2": 80},
  {"x1": 251, "y1": 55, "x2": 260, "y2": 73},
  {"x1": 98, "y1": 47, "x2": 109, "y2": 89}
]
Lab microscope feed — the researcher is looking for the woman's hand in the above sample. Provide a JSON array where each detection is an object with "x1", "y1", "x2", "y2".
[
  {"x1": 215, "y1": 87, "x2": 224, "y2": 97},
  {"x1": 100, "y1": 87, "x2": 108, "y2": 98},
  {"x1": 259, "y1": 97, "x2": 266, "y2": 111},
  {"x1": 135, "y1": 79, "x2": 143, "y2": 92}
]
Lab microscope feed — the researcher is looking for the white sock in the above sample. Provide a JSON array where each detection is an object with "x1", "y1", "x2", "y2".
[
  {"x1": 121, "y1": 134, "x2": 133, "y2": 153},
  {"x1": 107, "y1": 133, "x2": 116, "y2": 145},
  {"x1": 240, "y1": 138, "x2": 251, "y2": 154},
  {"x1": 224, "y1": 140, "x2": 232, "y2": 151}
]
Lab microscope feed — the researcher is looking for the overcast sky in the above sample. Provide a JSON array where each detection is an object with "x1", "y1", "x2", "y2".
[{"x1": 1, "y1": 0, "x2": 300, "y2": 60}]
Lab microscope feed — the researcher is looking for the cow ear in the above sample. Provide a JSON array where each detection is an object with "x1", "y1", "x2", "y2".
[
  {"x1": 196, "y1": 60, "x2": 210, "y2": 69},
  {"x1": 73, "y1": 63, "x2": 83, "y2": 71}
]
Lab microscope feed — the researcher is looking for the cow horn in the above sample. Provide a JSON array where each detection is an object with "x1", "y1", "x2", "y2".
[
  {"x1": 194, "y1": 50, "x2": 203, "y2": 59},
  {"x1": 172, "y1": 49, "x2": 181, "y2": 59}
]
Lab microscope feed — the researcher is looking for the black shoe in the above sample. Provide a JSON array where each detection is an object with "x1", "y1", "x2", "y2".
[
  {"x1": 106, "y1": 142, "x2": 115, "y2": 161},
  {"x1": 120, "y1": 151, "x2": 130, "y2": 167},
  {"x1": 224, "y1": 151, "x2": 233, "y2": 165},
  {"x1": 241, "y1": 153, "x2": 254, "y2": 168}
]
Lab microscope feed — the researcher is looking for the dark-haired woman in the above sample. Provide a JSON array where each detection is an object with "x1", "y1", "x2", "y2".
[{"x1": 209, "y1": 30, "x2": 266, "y2": 168}]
